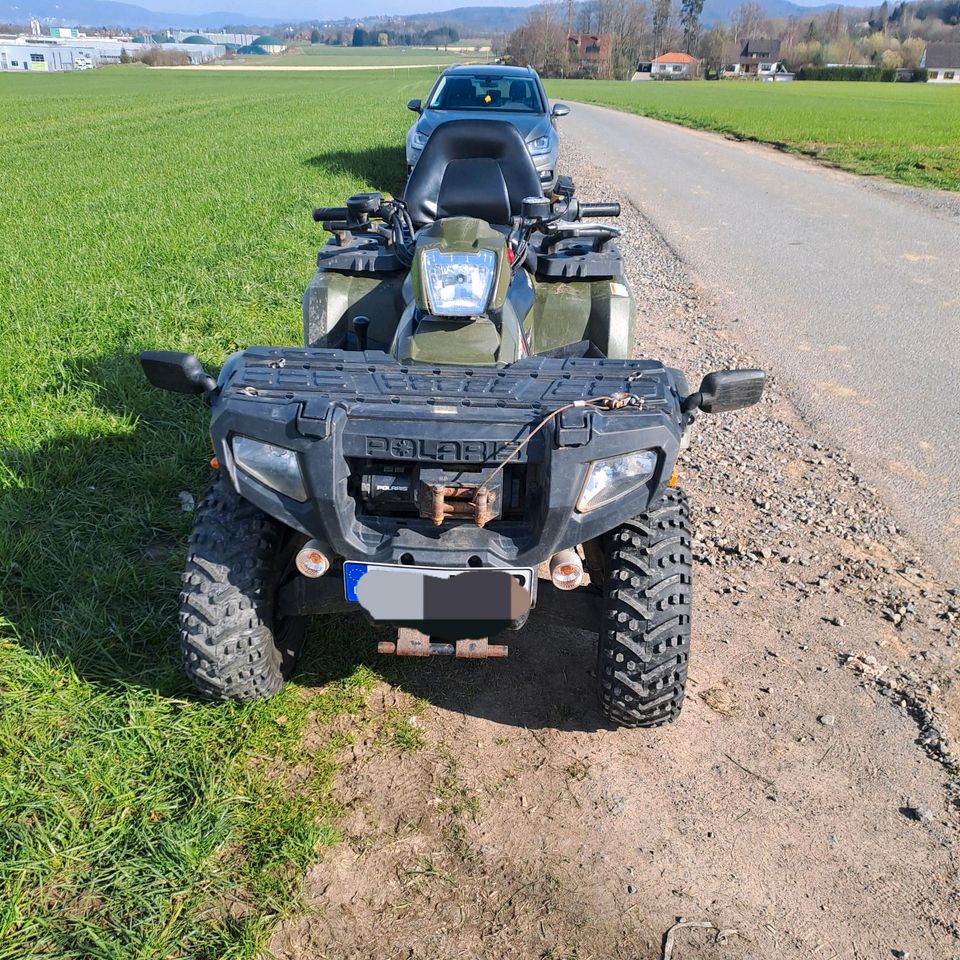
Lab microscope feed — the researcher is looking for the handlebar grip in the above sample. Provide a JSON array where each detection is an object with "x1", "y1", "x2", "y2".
[
  {"x1": 578, "y1": 202, "x2": 621, "y2": 219},
  {"x1": 313, "y1": 206, "x2": 349, "y2": 222}
]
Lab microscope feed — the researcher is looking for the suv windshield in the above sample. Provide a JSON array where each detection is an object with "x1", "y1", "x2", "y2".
[{"x1": 427, "y1": 74, "x2": 544, "y2": 113}]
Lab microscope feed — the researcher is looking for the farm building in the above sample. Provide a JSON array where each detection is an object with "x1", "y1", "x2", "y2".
[
  {"x1": 0, "y1": 36, "x2": 96, "y2": 71},
  {"x1": 921, "y1": 42, "x2": 960, "y2": 83},
  {"x1": 721, "y1": 38, "x2": 783, "y2": 78},
  {"x1": 251, "y1": 35, "x2": 287, "y2": 54},
  {"x1": 171, "y1": 31, "x2": 257, "y2": 45},
  {"x1": 0, "y1": 33, "x2": 225, "y2": 70}
]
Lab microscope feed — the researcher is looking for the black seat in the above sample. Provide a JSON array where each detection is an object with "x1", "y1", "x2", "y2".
[
  {"x1": 507, "y1": 80, "x2": 531, "y2": 108},
  {"x1": 403, "y1": 119, "x2": 543, "y2": 227}
]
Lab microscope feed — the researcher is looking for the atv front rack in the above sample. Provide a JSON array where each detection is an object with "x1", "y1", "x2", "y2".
[{"x1": 211, "y1": 347, "x2": 686, "y2": 568}]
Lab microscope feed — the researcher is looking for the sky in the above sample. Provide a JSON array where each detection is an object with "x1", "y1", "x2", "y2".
[{"x1": 147, "y1": 0, "x2": 537, "y2": 17}]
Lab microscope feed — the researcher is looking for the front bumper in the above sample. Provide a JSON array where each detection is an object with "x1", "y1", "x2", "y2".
[{"x1": 212, "y1": 348, "x2": 684, "y2": 570}]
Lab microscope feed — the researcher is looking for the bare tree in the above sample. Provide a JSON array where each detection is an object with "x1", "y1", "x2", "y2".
[
  {"x1": 596, "y1": 0, "x2": 651, "y2": 78},
  {"x1": 730, "y1": 1, "x2": 770, "y2": 43},
  {"x1": 506, "y1": 2, "x2": 570, "y2": 75},
  {"x1": 652, "y1": 0, "x2": 673, "y2": 55},
  {"x1": 700, "y1": 22, "x2": 728, "y2": 69},
  {"x1": 680, "y1": 0, "x2": 705, "y2": 53}
]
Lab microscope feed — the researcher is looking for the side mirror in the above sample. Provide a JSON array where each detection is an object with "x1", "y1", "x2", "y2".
[
  {"x1": 140, "y1": 350, "x2": 216, "y2": 395},
  {"x1": 685, "y1": 369, "x2": 765, "y2": 414},
  {"x1": 551, "y1": 103, "x2": 570, "y2": 118},
  {"x1": 407, "y1": 98, "x2": 422, "y2": 114}
]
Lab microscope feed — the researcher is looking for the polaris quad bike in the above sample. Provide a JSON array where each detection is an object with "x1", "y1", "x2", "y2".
[{"x1": 141, "y1": 120, "x2": 764, "y2": 728}]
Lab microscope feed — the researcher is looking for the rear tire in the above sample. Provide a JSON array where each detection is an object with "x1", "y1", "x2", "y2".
[
  {"x1": 597, "y1": 487, "x2": 692, "y2": 728},
  {"x1": 179, "y1": 474, "x2": 307, "y2": 701}
]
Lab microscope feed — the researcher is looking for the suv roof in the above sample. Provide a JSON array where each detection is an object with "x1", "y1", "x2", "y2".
[{"x1": 442, "y1": 64, "x2": 538, "y2": 79}]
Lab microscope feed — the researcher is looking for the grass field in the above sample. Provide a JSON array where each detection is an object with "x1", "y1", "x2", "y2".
[
  {"x1": 233, "y1": 45, "x2": 485, "y2": 67},
  {"x1": 546, "y1": 78, "x2": 960, "y2": 191},
  {"x1": 0, "y1": 66, "x2": 431, "y2": 960}
]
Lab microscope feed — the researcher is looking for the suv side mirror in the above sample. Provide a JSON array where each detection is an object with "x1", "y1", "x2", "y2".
[
  {"x1": 140, "y1": 351, "x2": 216, "y2": 395},
  {"x1": 685, "y1": 369, "x2": 765, "y2": 413},
  {"x1": 407, "y1": 98, "x2": 422, "y2": 113},
  {"x1": 551, "y1": 103, "x2": 570, "y2": 118}
]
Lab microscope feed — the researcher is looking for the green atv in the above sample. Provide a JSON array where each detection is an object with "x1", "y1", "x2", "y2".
[{"x1": 141, "y1": 119, "x2": 763, "y2": 727}]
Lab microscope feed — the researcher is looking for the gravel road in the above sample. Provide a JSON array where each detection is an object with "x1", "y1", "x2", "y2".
[
  {"x1": 265, "y1": 141, "x2": 960, "y2": 960},
  {"x1": 564, "y1": 102, "x2": 960, "y2": 583}
]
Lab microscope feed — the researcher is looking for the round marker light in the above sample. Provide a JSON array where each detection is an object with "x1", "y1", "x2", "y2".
[
  {"x1": 295, "y1": 541, "x2": 329, "y2": 579},
  {"x1": 550, "y1": 550, "x2": 583, "y2": 590}
]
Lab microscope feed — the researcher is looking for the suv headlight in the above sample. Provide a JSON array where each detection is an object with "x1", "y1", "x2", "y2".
[
  {"x1": 411, "y1": 129, "x2": 429, "y2": 149},
  {"x1": 577, "y1": 451, "x2": 658, "y2": 513},
  {"x1": 232, "y1": 436, "x2": 307, "y2": 502},
  {"x1": 527, "y1": 135, "x2": 552, "y2": 156},
  {"x1": 422, "y1": 249, "x2": 497, "y2": 317}
]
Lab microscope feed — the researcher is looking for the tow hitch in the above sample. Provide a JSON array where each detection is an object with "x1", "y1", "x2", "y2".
[{"x1": 378, "y1": 628, "x2": 509, "y2": 658}]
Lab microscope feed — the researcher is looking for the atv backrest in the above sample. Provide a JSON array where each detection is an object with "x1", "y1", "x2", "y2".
[{"x1": 403, "y1": 119, "x2": 543, "y2": 227}]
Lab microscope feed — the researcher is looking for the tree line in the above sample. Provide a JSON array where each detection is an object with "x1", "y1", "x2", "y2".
[{"x1": 504, "y1": 0, "x2": 960, "y2": 78}]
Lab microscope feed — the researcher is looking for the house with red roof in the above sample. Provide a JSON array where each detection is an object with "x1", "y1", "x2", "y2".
[{"x1": 644, "y1": 51, "x2": 701, "y2": 80}]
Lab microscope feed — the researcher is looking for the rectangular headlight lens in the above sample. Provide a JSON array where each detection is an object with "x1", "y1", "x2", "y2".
[
  {"x1": 232, "y1": 436, "x2": 307, "y2": 502},
  {"x1": 528, "y1": 135, "x2": 552, "y2": 156},
  {"x1": 576, "y1": 450, "x2": 658, "y2": 513},
  {"x1": 422, "y1": 249, "x2": 496, "y2": 317}
]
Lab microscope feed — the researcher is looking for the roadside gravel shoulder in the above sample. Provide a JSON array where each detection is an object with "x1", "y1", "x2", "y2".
[{"x1": 265, "y1": 139, "x2": 960, "y2": 960}]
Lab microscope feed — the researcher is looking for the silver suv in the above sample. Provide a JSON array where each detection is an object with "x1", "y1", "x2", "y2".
[{"x1": 405, "y1": 64, "x2": 569, "y2": 192}]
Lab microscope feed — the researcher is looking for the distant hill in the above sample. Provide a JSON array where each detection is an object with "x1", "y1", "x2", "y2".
[
  {"x1": 395, "y1": 0, "x2": 845, "y2": 34},
  {"x1": 0, "y1": 0, "x2": 853, "y2": 34},
  {"x1": 0, "y1": 0, "x2": 274, "y2": 29}
]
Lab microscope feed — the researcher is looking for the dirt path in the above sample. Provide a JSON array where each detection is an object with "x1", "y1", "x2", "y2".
[
  {"x1": 265, "y1": 144, "x2": 960, "y2": 960},
  {"x1": 563, "y1": 103, "x2": 960, "y2": 582}
]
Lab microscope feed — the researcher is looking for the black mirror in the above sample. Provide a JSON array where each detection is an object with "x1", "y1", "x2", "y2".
[
  {"x1": 140, "y1": 350, "x2": 216, "y2": 395},
  {"x1": 551, "y1": 103, "x2": 570, "y2": 118},
  {"x1": 407, "y1": 98, "x2": 422, "y2": 113},
  {"x1": 689, "y1": 369, "x2": 765, "y2": 413}
]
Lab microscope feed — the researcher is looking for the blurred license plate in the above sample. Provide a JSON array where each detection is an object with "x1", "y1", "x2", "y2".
[{"x1": 343, "y1": 562, "x2": 534, "y2": 604}]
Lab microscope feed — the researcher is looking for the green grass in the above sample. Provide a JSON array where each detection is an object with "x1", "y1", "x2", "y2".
[
  {"x1": 234, "y1": 45, "x2": 485, "y2": 67},
  {"x1": 0, "y1": 66, "x2": 433, "y2": 959},
  {"x1": 546, "y1": 79, "x2": 960, "y2": 191}
]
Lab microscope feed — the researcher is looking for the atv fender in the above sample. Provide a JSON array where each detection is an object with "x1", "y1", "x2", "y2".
[
  {"x1": 303, "y1": 269, "x2": 405, "y2": 351},
  {"x1": 528, "y1": 278, "x2": 636, "y2": 359}
]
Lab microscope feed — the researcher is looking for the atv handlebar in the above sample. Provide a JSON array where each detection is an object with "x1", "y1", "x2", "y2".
[
  {"x1": 577, "y1": 202, "x2": 620, "y2": 219},
  {"x1": 313, "y1": 206, "x2": 349, "y2": 222}
]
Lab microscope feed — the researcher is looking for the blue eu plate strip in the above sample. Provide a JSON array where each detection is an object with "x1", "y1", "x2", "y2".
[{"x1": 343, "y1": 562, "x2": 369, "y2": 602}]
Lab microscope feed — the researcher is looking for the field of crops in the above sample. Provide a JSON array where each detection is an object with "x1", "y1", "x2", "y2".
[
  {"x1": 0, "y1": 66, "x2": 434, "y2": 960},
  {"x1": 546, "y1": 78, "x2": 960, "y2": 190},
  {"x1": 234, "y1": 44, "x2": 484, "y2": 66},
  {"x1": 4, "y1": 61, "x2": 959, "y2": 960}
]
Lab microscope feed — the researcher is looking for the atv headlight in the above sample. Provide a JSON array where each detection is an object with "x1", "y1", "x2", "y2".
[
  {"x1": 232, "y1": 436, "x2": 307, "y2": 502},
  {"x1": 527, "y1": 135, "x2": 552, "y2": 156},
  {"x1": 422, "y1": 249, "x2": 497, "y2": 317},
  {"x1": 577, "y1": 450, "x2": 658, "y2": 513}
]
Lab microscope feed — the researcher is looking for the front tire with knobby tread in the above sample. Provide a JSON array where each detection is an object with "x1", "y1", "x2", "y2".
[
  {"x1": 179, "y1": 474, "x2": 306, "y2": 701},
  {"x1": 598, "y1": 487, "x2": 692, "y2": 728}
]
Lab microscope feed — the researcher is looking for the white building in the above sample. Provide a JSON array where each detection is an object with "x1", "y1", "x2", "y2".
[
  {"x1": 0, "y1": 34, "x2": 225, "y2": 71},
  {"x1": 922, "y1": 42, "x2": 960, "y2": 83}
]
